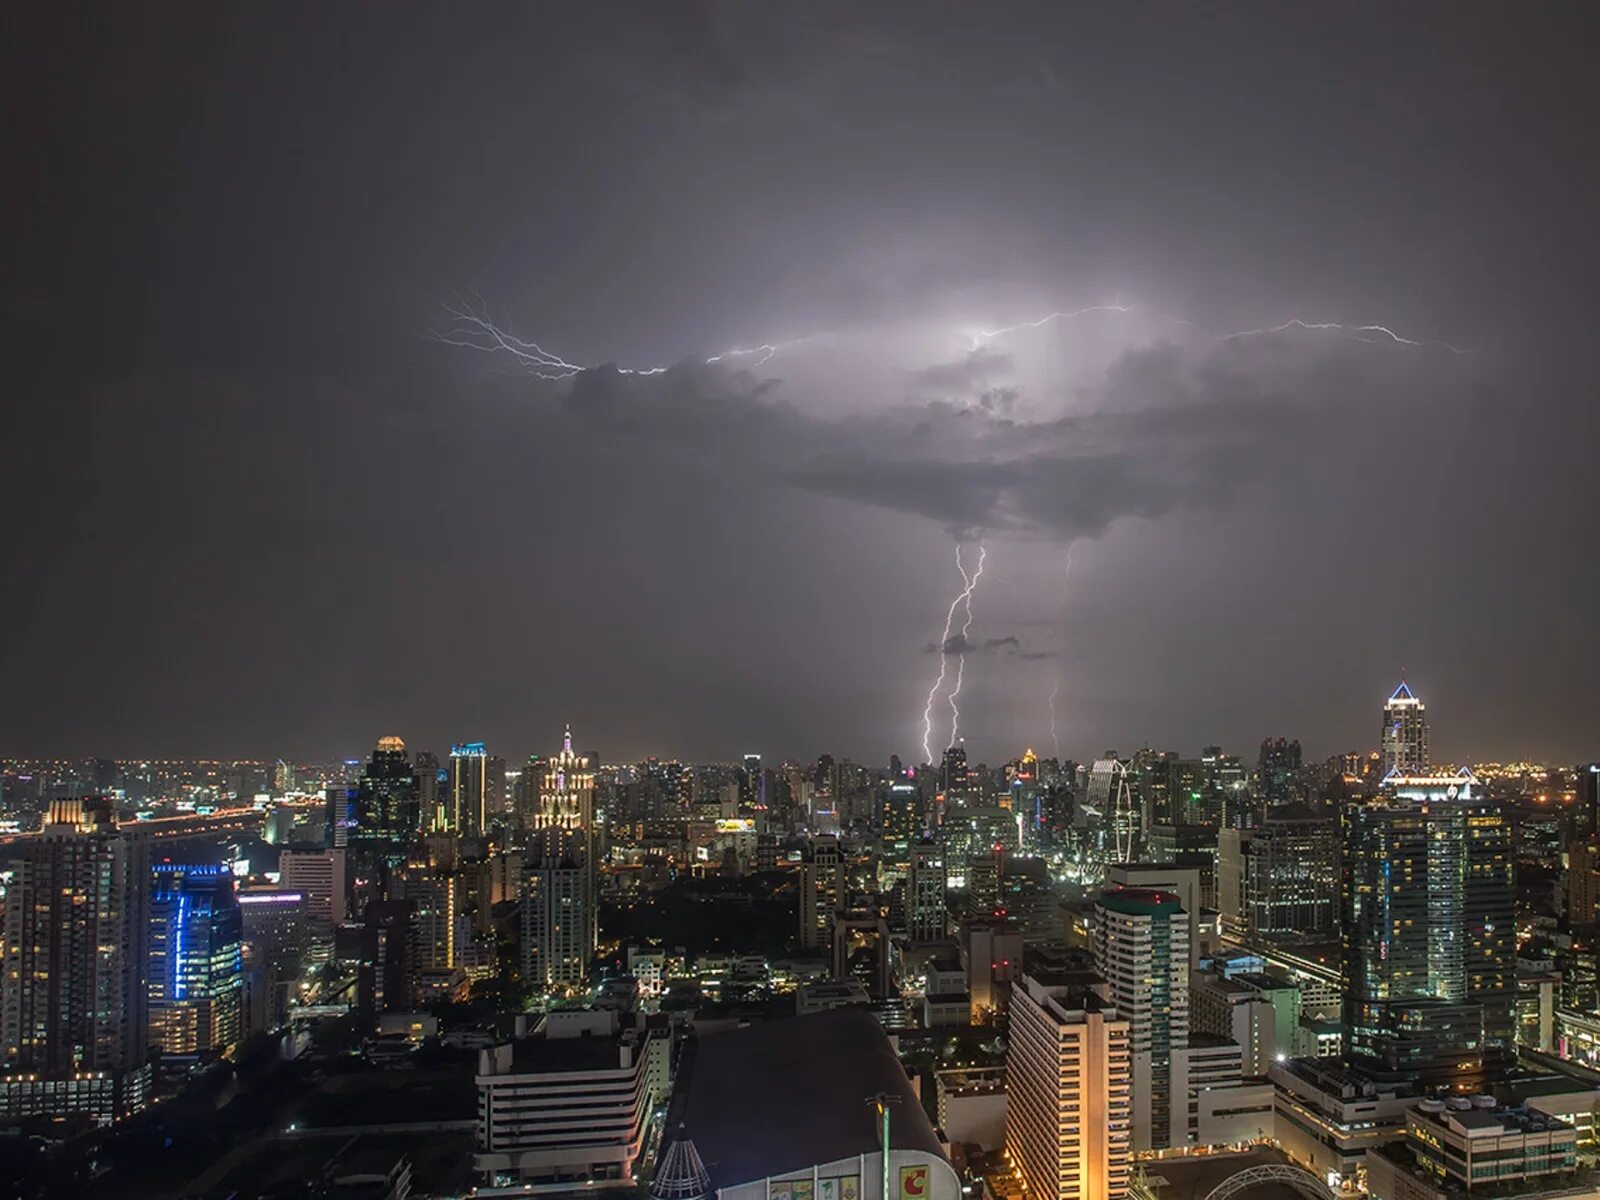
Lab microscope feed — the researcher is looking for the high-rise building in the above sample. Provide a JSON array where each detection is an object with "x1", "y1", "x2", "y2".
[
  {"x1": 1006, "y1": 974, "x2": 1133, "y2": 1200},
  {"x1": 355, "y1": 735, "x2": 419, "y2": 846},
  {"x1": 148, "y1": 863, "x2": 244, "y2": 1055},
  {"x1": 415, "y1": 750, "x2": 441, "y2": 830},
  {"x1": 907, "y1": 839, "x2": 947, "y2": 943},
  {"x1": 1381, "y1": 682, "x2": 1429, "y2": 776},
  {"x1": 395, "y1": 852, "x2": 459, "y2": 973},
  {"x1": 449, "y1": 742, "x2": 490, "y2": 836},
  {"x1": 521, "y1": 726, "x2": 598, "y2": 996},
  {"x1": 0, "y1": 799, "x2": 151, "y2": 1124},
  {"x1": 881, "y1": 778, "x2": 922, "y2": 876},
  {"x1": 799, "y1": 835, "x2": 845, "y2": 950},
  {"x1": 278, "y1": 847, "x2": 347, "y2": 960},
  {"x1": 1255, "y1": 738, "x2": 1304, "y2": 806},
  {"x1": 1095, "y1": 888, "x2": 1189, "y2": 1150},
  {"x1": 238, "y1": 888, "x2": 306, "y2": 1034},
  {"x1": 522, "y1": 830, "x2": 591, "y2": 993},
  {"x1": 1217, "y1": 809, "x2": 1339, "y2": 940},
  {"x1": 1342, "y1": 784, "x2": 1513, "y2": 1087},
  {"x1": 538, "y1": 725, "x2": 593, "y2": 832}
]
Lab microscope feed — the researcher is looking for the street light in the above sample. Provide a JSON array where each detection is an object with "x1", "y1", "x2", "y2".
[{"x1": 867, "y1": 1093, "x2": 899, "y2": 1200}]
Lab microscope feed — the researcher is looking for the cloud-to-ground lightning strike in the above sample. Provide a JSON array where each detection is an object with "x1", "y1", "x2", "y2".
[
  {"x1": 921, "y1": 544, "x2": 969, "y2": 765},
  {"x1": 946, "y1": 543, "x2": 987, "y2": 750}
]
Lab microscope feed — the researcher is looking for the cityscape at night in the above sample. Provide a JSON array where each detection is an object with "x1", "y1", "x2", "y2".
[{"x1": 4, "y1": 5, "x2": 1597, "y2": 1200}]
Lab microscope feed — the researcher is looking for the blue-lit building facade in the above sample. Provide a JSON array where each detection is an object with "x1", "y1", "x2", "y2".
[{"x1": 148, "y1": 864, "x2": 244, "y2": 1055}]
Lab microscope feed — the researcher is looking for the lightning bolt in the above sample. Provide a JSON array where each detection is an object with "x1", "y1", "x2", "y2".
[
  {"x1": 1215, "y1": 317, "x2": 1469, "y2": 354},
  {"x1": 436, "y1": 292, "x2": 1468, "y2": 387},
  {"x1": 431, "y1": 299, "x2": 817, "y2": 377},
  {"x1": 968, "y1": 302, "x2": 1145, "y2": 348},
  {"x1": 946, "y1": 543, "x2": 987, "y2": 750},
  {"x1": 971, "y1": 299, "x2": 1468, "y2": 355},
  {"x1": 921, "y1": 542, "x2": 984, "y2": 764}
]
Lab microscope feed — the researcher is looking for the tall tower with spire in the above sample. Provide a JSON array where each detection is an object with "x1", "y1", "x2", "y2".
[
  {"x1": 538, "y1": 723, "x2": 594, "y2": 831},
  {"x1": 523, "y1": 723, "x2": 598, "y2": 994},
  {"x1": 1381, "y1": 681, "x2": 1429, "y2": 776}
]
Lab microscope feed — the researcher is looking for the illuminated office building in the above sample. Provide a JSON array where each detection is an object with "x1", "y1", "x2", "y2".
[
  {"x1": 148, "y1": 863, "x2": 244, "y2": 1055},
  {"x1": 449, "y1": 742, "x2": 490, "y2": 836},
  {"x1": 1342, "y1": 785, "x2": 1514, "y2": 1087},
  {"x1": 1381, "y1": 682, "x2": 1430, "y2": 776},
  {"x1": 355, "y1": 735, "x2": 419, "y2": 845}
]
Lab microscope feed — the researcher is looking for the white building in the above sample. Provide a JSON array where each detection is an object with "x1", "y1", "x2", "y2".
[
  {"x1": 1006, "y1": 974, "x2": 1133, "y2": 1200},
  {"x1": 474, "y1": 1009, "x2": 669, "y2": 1191},
  {"x1": 936, "y1": 1066, "x2": 1006, "y2": 1151}
]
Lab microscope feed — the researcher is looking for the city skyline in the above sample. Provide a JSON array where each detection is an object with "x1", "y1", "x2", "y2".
[{"x1": 4, "y1": 6, "x2": 1597, "y2": 765}]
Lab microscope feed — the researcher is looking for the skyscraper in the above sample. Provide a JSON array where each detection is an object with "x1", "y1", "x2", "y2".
[
  {"x1": 1342, "y1": 782, "x2": 1512, "y2": 1087},
  {"x1": 521, "y1": 725, "x2": 597, "y2": 995},
  {"x1": 907, "y1": 838, "x2": 947, "y2": 943},
  {"x1": 538, "y1": 725, "x2": 594, "y2": 831},
  {"x1": 448, "y1": 742, "x2": 490, "y2": 836},
  {"x1": 355, "y1": 735, "x2": 419, "y2": 846},
  {"x1": 1217, "y1": 809, "x2": 1339, "y2": 940},
  {"x1": 1006, "y1": 975, "x2": 1133, "y2": 1200},
  {"x1": 1381, "y1": 682, "x2": 1429, "y2": 775},
  {"x1": 1094, "y1": 888, "x2": 1189, "y2": 1150},
  {"x1": 0, "y1": 799, "x2": 151, "y2": 1124},
  {"x1": 1255, "y1": 737, "x2": 1303, "y2": 806},
  {"x1": 522, "y1": 831, "x2": 591, "y2": 993},
  {"x1": 880, "y1": 777, "x2": 922, "y2": 875},
  {"x1": 148, "y1": 863, "x2": 244, "y2": 1055},
  {"x1": 799, "y1": 835, "x2": 845, "y2": 950}
]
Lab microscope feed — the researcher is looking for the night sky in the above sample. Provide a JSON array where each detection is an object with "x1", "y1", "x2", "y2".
[{"x1": 5, "y1": 4, "x2": 1596, "y2": 765}]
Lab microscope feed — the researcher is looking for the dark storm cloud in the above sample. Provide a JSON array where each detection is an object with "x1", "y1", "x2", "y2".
[
  {"x1": 548, "y1": 337, "x2": 1430, "y2": 548},
  {"x1": 4, "y1": 2, "x2": 1597, "y2": 762},
  {"x1": 925, "y1": 634, "x2": 1023, "y2": 655},
  {"x1": 909, "y1": 348, "x2": 1013, "y2": 394}
]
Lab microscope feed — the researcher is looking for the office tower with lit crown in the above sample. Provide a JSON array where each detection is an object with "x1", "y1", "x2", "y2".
[
  {"x1": 1342, "y1": 779, "x2": 1513, "y2": 1088},
  {"x1": 521, "y1": 725, "x2": 597, "y2": 995},
  {"x1": 1095, "y1": 888, "x2": 1189, "y2": 1150},
  {"x1": 538, "y1": 725, "x2": 594, "y2": 831},
  {"x1": 449, "y1": 742, "x2": 490, "y2": 836},
  {"x1": 355, "y1": 735, "x2": 420, "y2": 846},
  {"x1": 1381, "y1": 682, "x2": 1429, "y2": 775},
  {"x1": 1006, "y1": 974, "x2": 1133, "y2": 1200},
  {"x1": 148, "y1": 863, "x2": 244, "y2": 1055},
  {"x1": 0, "y1": 799, "x2": 151, "y2": 1124},
  {"x1": 880, "y1": 776, "x2": 922, "y2": 878}
]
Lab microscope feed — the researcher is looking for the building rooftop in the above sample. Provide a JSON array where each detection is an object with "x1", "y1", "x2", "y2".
[
  {"x1": 1098, "y1": 887, "x2": 1184, "y2": 916},
  {"x1": 683, "y1": 1007, "x2": 944, "y2": 1187}
]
